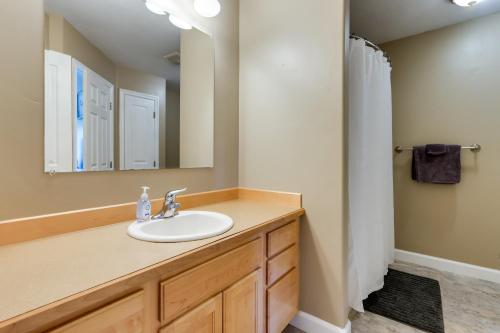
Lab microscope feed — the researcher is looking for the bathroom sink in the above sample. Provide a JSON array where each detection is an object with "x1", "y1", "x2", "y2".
[{"x1": 127, "y1": 211, "x2": 234, "y2": 242}]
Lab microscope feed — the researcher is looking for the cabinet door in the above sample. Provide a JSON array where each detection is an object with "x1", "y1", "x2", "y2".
[
  {"x1": 223, "y1": 270, "x2": 263, "y2": 333},
  {"x1": 160, "y1": 238, "x2": 262, "y2": 324},
  {"x1": 160, "y1": 294, "x2": 222, "y2": 333},
  {"x1": 267, "y1": 268, "x2": 299, "y2": 333},
  {"x1": 44, "y1": 50, "x2": 73, "y2": 173}
]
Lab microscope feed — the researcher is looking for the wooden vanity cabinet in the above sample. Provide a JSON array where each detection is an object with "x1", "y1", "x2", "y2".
[
  {"x1": 267, "y1": 268, "x2": 299, "y2": 333},
  {"x1": 159, "y1": 294, "x2": 223, "y2": 333},
  {"x1": 266, "y1": 220, "x2": 300, "y2": 333},
  {"x1": 160, "y1": 239, "x2": 263, "y2": 325},
  {"x1": 48, "y1": 291, "x2": 146, "y2": 333},
  {"x1": 158, "y1": 219, "x2": 300, "y2": 333},
  {"x1": 6, "y1": 219, "x2": 300, "y2": 333},
  {"x1": 223, "y1": 270, "x2": 263, "y2": 333},
  {"x1": 160, "y1": 270, "x2": 263, "y2": 333},
  {"x1": 159, "y1": 238, "x2": 264, "y2": 332}
]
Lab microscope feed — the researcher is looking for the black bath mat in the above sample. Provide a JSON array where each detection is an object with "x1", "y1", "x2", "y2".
[{"x1": 363, "y1": 269, "x2": 444, "y2": 333}]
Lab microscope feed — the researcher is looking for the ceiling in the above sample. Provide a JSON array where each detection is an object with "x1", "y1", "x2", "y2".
[
  {"x1": 45, "y1": 0, "x2": 181, "y2": 85},
  {"x1": 351, "y1": 0, "x2": 500, "y2": 44}
]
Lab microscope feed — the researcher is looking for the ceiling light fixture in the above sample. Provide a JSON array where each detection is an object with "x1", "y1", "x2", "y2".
[
  {"x1": 451, "y1": 0, "x2": 483, "y2": 7},
  {"x1": 145, "y1": 0, "x2": 167, "y2": 15},
  {"x1": 193, "y1": 0, "x2": 221, "y2": 18},
  {"x1": 169, "y1": 14, "x2": 193, "y2": 30}
]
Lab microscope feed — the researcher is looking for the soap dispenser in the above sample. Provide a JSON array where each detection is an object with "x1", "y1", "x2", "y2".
[{"x1": 136, "y1": 186, "x2": 152, "y2": 222}]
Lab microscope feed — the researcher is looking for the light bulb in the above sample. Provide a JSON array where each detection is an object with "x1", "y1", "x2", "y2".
[
  {"x1": 452, "y1": 0, "x2": 482, "y2": 7},
  {"x1": 169, "y1": 14, "x2": 193, "y2": 30},
  {"x1": 145, "y1": 0, "x2": 166, "y2": 15},
  {"x1": 193, "y1": 0, "x2": 221, "y2": 18}
]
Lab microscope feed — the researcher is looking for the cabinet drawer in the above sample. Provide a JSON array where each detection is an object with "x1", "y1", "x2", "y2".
[
  {"x1": 49, "y1": 291, "x2": 145, "y2": 333},
  {"x1": 160, "y1": 238, "x2": 263, "y2": 324},
  {"x1": 159, "y1": 294, "x2": 222, "y2": 333},
  {"x1": 267, "y1": 268, "x2": 299, "y2": 333},
  {"x1": 267, "y1": 244, "x2": 298, "y2": 286},
  {"x1": 267, "y1": 221, "x2": 298, "y2": 258}
]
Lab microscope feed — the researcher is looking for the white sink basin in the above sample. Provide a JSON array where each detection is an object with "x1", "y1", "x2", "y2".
[{"x1": 127, "y1": 211, "x2": 234, "y2": 243}]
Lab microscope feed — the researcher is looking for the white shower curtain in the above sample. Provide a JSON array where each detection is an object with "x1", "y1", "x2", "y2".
[{"x1": 348, "y1": 38, "x2": 395, "y2": 312}]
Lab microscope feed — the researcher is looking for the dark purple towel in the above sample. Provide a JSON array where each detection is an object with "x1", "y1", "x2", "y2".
[
  {"x1": 412, "y1": 145, "x2": 461, "y2": 184},
  {"x1": 425, "y1": 144, "x2": 447, "y2": 156}
]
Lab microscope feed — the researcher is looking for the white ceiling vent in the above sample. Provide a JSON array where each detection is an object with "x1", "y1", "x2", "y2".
[{"x1": 164, "y1": 51, "x2": 180, "y2": 65}]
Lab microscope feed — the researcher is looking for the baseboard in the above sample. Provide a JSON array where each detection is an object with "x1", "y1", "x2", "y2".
[
  {"x1": 395, "y1": 249, "x2": 500, "y2": 284},
  {"x1": 290, "y1": 311, "x2": 352, "y2": 333}
]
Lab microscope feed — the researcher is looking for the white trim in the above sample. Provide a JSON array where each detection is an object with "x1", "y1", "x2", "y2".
[
  {"x1": 119, "y1": 89, "x2": 160, "y2": 170},
  {"x1": 395, "y1": 249, "x2": 500, "y2": 284},
  {"x1": 44, "y1": 50, "x2": 73, "y2": 173},
  {"x1": 290, "y1": 311, "x2": 352, "y2": 333}
]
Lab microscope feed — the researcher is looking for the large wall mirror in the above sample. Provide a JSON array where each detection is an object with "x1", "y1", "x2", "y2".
[{"x1": 44, "y1": 0, "x2": 214, "y2": 173}]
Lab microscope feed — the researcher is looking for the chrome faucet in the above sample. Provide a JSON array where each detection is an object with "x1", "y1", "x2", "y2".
[{"x1": 154, "y1": 188, "x2": 187, "y2": 219}]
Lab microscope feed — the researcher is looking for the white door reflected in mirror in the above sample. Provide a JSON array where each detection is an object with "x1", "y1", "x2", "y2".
[
  {"x1": 119, "y1": 90, "x2": 160, "y2": 170},
  {"x1": 85, "y1": 68, "x2": 114, "y2": 172}
]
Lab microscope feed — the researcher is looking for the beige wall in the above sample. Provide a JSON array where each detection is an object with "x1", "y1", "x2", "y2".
[
  {"x1": 46, "y1": 14, "x2": 63, "y2": 52},
  {"x1": 46, "y1": 14, "x2": 116, "y2": 84},
  {"x1": 179, "y1": 29, "x2": 215, "y2": 168},
  {"x1": 166, "y1": 88, "x2": 181, "y2": 168},
  {"x1": 385, "y1": 12, "x2": 500, "y2": 270},
  {"x1": 239, "y1": 0, "x2": 349, "y2": 327},
  {"x1": 115, "y1": 66, "x2": 168, "y2": 168},
  {"x1": 43, "y1": 14, "x2": 50, "y2": 49},
  {"x1": 0, "y1": 0, "x2": 239, "y2": 220}
]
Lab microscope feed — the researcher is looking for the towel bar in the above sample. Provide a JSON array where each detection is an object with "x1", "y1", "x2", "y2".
[{"x1": 394, "y1": 144, "x2": 481, "y2": 154}]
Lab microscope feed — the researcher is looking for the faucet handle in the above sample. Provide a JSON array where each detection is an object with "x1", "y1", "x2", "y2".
[{"x1": 166, "y1": 188, "x2": 187, "y2": 200}]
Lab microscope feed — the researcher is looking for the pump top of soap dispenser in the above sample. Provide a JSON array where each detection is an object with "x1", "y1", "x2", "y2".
[{"x1": 140, "y1": 186, "x2": 150, "y2": 200}]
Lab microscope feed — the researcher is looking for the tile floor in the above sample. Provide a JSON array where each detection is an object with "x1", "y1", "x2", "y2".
[{"x1": 284, "y1": 261, "x2": 500, "y2": 333}]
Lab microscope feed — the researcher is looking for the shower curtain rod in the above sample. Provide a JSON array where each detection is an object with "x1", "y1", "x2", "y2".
[
  {"x1": 394, "y1": 144, "x2": 482, "y2": 153},
  {"x1": 350, "y1": 34, "x2": 382, "y2": 51},
  {"x1": 350, "y1": 34, "x2": 391, "y2": 63}
]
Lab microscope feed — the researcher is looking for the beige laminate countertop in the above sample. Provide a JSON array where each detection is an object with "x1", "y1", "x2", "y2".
[{"x1": 0, "y1": 198, "x2": 302, "y2": 323}]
